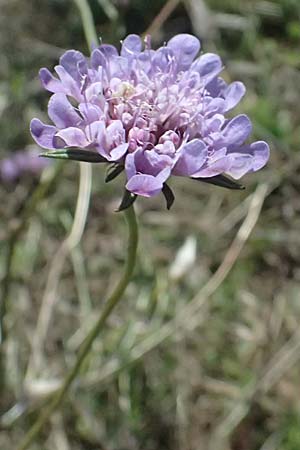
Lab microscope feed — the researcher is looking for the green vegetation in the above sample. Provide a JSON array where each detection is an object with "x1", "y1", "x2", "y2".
[{"x1": 1, "y1": 0, "x2": 300, "y2": 449}]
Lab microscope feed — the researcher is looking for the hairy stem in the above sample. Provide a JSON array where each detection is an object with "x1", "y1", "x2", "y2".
[{"x1": 16, "y1": 205, "x2": 138, "y2": 450}]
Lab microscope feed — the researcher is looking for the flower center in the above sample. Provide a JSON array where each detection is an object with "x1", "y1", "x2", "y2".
[{"x1": 112, "y1": 81, "x2": 135, "y2": 99}]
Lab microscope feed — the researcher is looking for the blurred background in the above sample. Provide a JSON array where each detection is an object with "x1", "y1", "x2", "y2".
[{"x1": 1, "y1": 0, "x2": 300, "y2": 449}]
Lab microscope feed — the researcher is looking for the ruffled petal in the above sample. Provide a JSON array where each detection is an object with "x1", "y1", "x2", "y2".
[
  {"x1": 226, "y1": 140, "x2": 270, "y2": 177},
  {"x1": 152, "y1": 47, "x2": 174, "y2": 73},
  {"x1": 223, "y1": 81, "x2": 246, "y2": 111},
  {"x1": 168, "y1": 34, "x2": 200, "y2": 70},
  {"x1": 30, "y1": 118, "x2": 57, "y2": 149},
  {"x1": 225, "y1": 154, "x2": 253, "y2": 179},
  {"x1": 125, "y1": 149, "x2": 172, "y2": 187},
  {"x1": 79, "y1": 103, "x2": 104, "y2": 124},
  {"x1": 192, "y1": 53, "x2": 223, "y2": 85},
  {"x1": 91, "y1": 48, "x2": 107, "y2": 70},
  {"x1": 126, "y1": 174, "x2": 164, "y2": 197},
  {"x1": 90, "y1": 120, "x2": 128, "y2": 161},
  {"x1": 206, "y1": 77, "x2": 227, "y2": 98},
  {"x1": 204, "y1": 98, "x2": 226, "y2": 116},
  {"x1": 54, "y1": 65, "x2": 83, "y2": 101},
  {"x1": 109, "y1": 143, "x2": 128, "y2": 160},
  {"x1": 248, "y1": 141, "x2": 270, "y2": 171},
  {"x1": 55, "y1": 127, "x2": 89, "y2": 147},
  {"x1": 193, "y1": 155, "x2": 233, "y2": 177},
  {"x1": 121, "y1": 34, "x2": 142, "y2": 58},
  {"x1": 173, "y1": 139, "x2": 207, "y2": 176},
  {"x1": 39, "y1": 68, "x2": 66, "y2": 94},
  {"x1": 125, "y1": 151, "x2": 138, "y2": 179},
  {"x1": 106, "y1": 120, "x2": 126, "y2": 146},
  {"x1": 142, "y1": 149, "x2": 173, "y2": 175},
  {"x1": 86, "y1": 120, "x2": 105, "y2": 143},
  {"x1": 98, "y1": 44, "x2": 118, "y2": 59},
  {"x1": 85, "y1": 81, "x2": 104, "y2": 104},
  {"x1": 48, "y1": 93, "x2": 82, "y2": 128},
  {"x1": 59, "y1": 50, "x2": 87, "y2": 83},
  {"x1": 221, "y1": 114, "x2": 252, "y2": 146}
]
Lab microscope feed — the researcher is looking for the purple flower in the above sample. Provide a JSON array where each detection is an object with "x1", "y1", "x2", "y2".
[
  {"x1": 30, "y1": 34, "x2": 269, "y2": 202},
  {"x1": 0, "y1": 147, "x2": 50, "y2": 183}
]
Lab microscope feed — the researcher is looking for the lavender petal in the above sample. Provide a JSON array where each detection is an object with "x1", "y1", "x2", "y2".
[
  {"x1": 30, "y1": 119, "x2": 57, "y2": 149},
  {"x1": 173, "y1": 139, "x2": 207, "y2": 176}
]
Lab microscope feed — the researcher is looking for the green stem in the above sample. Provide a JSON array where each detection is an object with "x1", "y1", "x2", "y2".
[
  {"x1": 16, "y1": 205, "x2": 138, "y2": 450},
  {"x1": 74, "y1": 0, "x2": 98, "y2": 48}
]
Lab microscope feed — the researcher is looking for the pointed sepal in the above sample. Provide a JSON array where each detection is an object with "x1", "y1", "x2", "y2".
[
  {"x1": 193, "y1": 174, "x2": 245, "y2": 190},
  {"x1": 40, "y1": 149, "x2": 107, "y2": 163},
  {"x1": 162, "y1": 183, "x2": 175, "y2": 210},
  {"x1": 116, "y1": 189, "x2": 137, "y2": 212},
  {"x1": 105, "y1": 164, "x2": 124, "y2": 183}
]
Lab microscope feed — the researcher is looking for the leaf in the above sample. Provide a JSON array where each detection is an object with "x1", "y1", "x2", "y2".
[
  {"x1": 162, "y1": 183, "x2": 175, "y2": 209},
  {"x1": 116, "y1": 189, "x2": 137, "y2": 212},
  {"x1": 40, "y1": 149, "x2": 107, "y2": 163},
  {"x1": 193, "y1": 174, "x2": 245, "y2": 190},
  {"x1": 105, "y1": 164, "x2": 124, "y2": 183}
]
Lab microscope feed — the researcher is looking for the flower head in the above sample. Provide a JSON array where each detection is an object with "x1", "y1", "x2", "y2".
[{"x1": 31, "y1": 34, "x2": 269, "y2": 206}]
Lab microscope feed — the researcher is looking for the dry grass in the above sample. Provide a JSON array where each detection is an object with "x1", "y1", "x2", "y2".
[{"x1": 1, "y1": 0, "x2": 300, "y2": 449}]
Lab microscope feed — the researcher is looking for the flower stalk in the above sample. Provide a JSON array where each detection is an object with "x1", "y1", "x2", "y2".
[
  {"x1": 74, "y1": 0, "x2": 98, "y2": 49},
  {"x1": 16, "y1": 204, "x2": 138, "y2": 450},
  {"x1": 17, "y1": 5, "x2": 139, "y2": 449}
]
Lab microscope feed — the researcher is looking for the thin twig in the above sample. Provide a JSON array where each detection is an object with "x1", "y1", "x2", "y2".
[
  {"x1": 26, "y1": 163, "x2": 92, "y2": 378},
  {"x1": 143, "y1": 0, "x2": 181, "y2": 38},
  {"x1": 210, "y1": 328, "x2": 300, "y2": 449}
]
